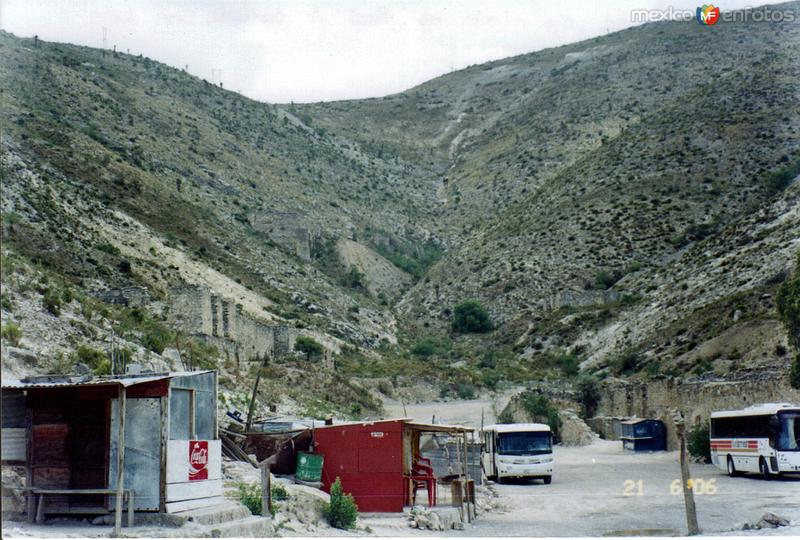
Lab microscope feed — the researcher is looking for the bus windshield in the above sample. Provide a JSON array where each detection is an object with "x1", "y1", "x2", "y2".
[
  {"x1": 777, "y1": 412, "x2": 800, "y2": 451},
  {"x1": 498, "y1": 431, "x2": 552, "y2": 456}
]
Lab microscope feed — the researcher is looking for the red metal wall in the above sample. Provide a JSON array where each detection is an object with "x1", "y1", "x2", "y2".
[{"x1": 314, "y1": 420, "x2": 405, "y2": 512}]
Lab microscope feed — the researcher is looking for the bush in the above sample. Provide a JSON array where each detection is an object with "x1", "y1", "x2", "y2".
[
  {"x1": 295, "y1": 336, "x2": 324, "y2": 361},
  {"x1": 764, "y1": 157, "x2": 800, "y2": 193},
  {"x1": 410, "y1": 338, "x2": 437, "y2": 358},
  {"x1": 611, "y1": 350, "x2": 643, "y2": 375},
  {"x1": 520, "y1": 392, "x2": 562, "y2": 441},
  {"x1": 237, "y1": 482, "x2": 262, "y2": 516},
  {"x1": 43, "y1": 289, "x2": 62, "y2": 316},
  {"x1": 343, "y1": 265, "x2": 367, "y2": 290},
  {"x1": 71, "y1": 345, "x2": 108, "y2": 371},
  {"x1": 687, "y1": 423, "x2": 711, "y2": 463},
  {"x1": 776, "y1": 253, "x2": 800, "y2": 389},
  {"x1": 790, "y1": 356, "x2": 800, "y2": 390},
  {"x1": 452, "y1": 300, "x2": 493, "y2": 333},
  {"x1": 455, "y1": 383, "x2": 476, "y2": 399},
  {"x1": 271, "y1": 482, "x2": 289, "y2": 502},
  {"x1": 142, "y1": 325, "x2": 171, "y2": 354},
  {"x1": 324, "y1": 477, "x2": 358, "y2": 530},
  {"x1": 575, "y1": 375, "x2": 601, "y2": 418},
  {"x1": 2, "y1": 323, "x2": 22, "y2": 346}
]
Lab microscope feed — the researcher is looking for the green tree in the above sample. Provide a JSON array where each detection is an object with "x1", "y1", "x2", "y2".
[
  {"x1": 687, "y1": 423, "x2": 711, "y2": 463},
  {"x1": 575, "y1": 375, "x2": 601, "y2": 418},
  {"x1": 324, "y1": 477, "x2": 358, "y2": 530},
  {"x1": 295, "y1": 336, "x2": 323, "y2": 361},
  {"x1": 776, "y1": 253, "x2": 800, "y2": 388},
  {"x1": 452, "y1": 300, "x2": 493, "y2": 334},
  {"x1": 520, "y1": 392, "x2": 562, "y2": 441}
]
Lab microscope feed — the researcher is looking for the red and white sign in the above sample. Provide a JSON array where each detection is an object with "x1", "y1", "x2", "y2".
[{"x1": 189, "y1": 440, "x2": 209, "y2": 481}]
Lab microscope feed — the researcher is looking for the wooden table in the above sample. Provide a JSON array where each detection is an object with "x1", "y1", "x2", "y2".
[{"x1": 25, "y1": 488, "x2": 134, "y2": 527}]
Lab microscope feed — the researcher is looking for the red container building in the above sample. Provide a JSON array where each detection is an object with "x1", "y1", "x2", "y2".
[{"x1": 312, "y1": 419, "x2": 472, "y2": 512}]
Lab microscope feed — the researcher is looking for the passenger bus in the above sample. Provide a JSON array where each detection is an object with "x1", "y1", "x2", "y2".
[
  {"x1": 482, "y1": 423, "x2": 553, "y2": 484},
  {"x1": 710, "y1": 403, "x2": 800, "y2": 478}
]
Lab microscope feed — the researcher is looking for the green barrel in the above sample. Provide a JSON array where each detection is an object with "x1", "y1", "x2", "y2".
[{"x1": 296, "y1": 452, "x2": 324, "y2": 482}]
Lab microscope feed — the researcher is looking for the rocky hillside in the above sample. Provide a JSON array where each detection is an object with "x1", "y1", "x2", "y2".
[{"x1": 1, "y1": 3, "x2": 799, "y2": 414}]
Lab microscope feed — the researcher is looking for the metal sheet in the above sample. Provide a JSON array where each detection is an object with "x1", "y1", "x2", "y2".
[
  {"x1": 1, "y1": 428, "x2": 26, "y2": 462},
  {"x1": 109, "y1": 397, "x2": 162, "y2": 511}
]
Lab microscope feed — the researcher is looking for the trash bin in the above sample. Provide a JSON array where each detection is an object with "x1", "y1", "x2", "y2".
[{"x1": 296, "y1": 452, "x2": 324, "y2": 482}]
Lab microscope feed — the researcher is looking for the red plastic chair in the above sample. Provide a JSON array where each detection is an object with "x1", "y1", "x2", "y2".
[{"x1": 408, "y1": 458, "x2": 437, "y2": 507}]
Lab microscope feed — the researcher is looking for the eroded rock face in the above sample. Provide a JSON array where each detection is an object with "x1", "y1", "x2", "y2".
[{"x1": 558, "y1": 409, "x2": 600, "y2": 447}]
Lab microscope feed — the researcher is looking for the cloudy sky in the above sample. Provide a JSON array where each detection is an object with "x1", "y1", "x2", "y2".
[{"x1": 0, "y1": 1, "x2": 783, "y2": 103}]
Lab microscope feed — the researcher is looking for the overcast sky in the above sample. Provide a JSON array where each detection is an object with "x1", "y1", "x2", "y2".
[{"x1": 0, "y1": 1, "x2": 784, "y2": 103}]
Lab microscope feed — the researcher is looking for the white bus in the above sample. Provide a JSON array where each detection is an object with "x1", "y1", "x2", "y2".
[
  {"x1": 710, "y1": 403, "x2": 800, "y2": 478},
  {"x1": 482, "y1": 423, "x2": 553, "y2": 484}
]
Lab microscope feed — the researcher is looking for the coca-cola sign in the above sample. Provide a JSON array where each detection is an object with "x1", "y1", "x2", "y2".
[{"x1": 189, "y1": 440, "x2": 209, "y2": 481}]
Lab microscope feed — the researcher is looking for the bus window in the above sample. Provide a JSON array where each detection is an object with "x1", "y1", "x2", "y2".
[
  {"x1": 777, "y1": 412, "x2": 800, "y2": 451},
  {"x1": 497, "y1": 432, "x2": 552, "y2": 456}
]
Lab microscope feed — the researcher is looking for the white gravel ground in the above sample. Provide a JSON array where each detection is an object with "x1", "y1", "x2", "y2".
[{"x1": 360, "y1": 440, "x2": 800, "y2": 537}]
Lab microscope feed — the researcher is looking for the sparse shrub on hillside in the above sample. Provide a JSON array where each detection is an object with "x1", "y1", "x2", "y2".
[
  {"x1": 776, "y1": 253, "x2": 800, "y2": 389},
  {"x1": 575, "y1": 374, "x2": 601, "y2": 419},
  {"x1": 1, "y1": 323, "x2": 22, "y2": 346},
  {"x1": 409, "y1": 337, "x2": 449, "y2": 358},
  {"x1": 481, "y1": 370, "x2": 501, "y2": 390},
  {"x1": 687, "y1": 423, "x2": 711, "y2": 463},
  {"x1": 344, "y1": 265, "x2": 367, "y2": 290},
  {"x1": 765, "y1": 157, "x2": 800, "y2": 193},
  {"x1": 324, "y1": 478, "x2": 358, "y2": 530},
  {"x1": 592, "y1": 270, "x2": 622, "y2": 290},
  {"x1": 142, "y1": 324, "x2": 171, "y2": 354},
  {"x1": 610, "y1": 350, "x2": 643, "y2": 375},
  {"x1": 69, "y1": 344, "x2": 108, "y2": 373},
  {"x1": 519, "y1": 392, "x2": 562, "y2": 441},
  {"x1": 452, "y1": 300, "x2": 493, "y2": 333},
  {"x1": 42, "y1": 289, "x2": 62, "y2": 316},
  {"x1": 295, "y1": 336, "x2": 324, "y2": 361}
]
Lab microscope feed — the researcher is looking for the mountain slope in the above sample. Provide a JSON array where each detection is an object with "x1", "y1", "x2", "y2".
[{"x1": 1, "y1": 3, "x2": 799, "y2": 407}]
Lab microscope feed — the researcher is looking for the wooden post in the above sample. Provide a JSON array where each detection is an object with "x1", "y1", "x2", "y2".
[
  {"x1": 675, "y1": 415, "x2": 700, "y2": 535},
  {"x1": 462, "y1": 431, "x2": 472, "y2": 522},
  {"x1": 114, "y1": 385, "x2": 127, "y2": 537},
  {"x1": 159, "y1": 395, "x2": 169, "y2": 513},
  {"x1": 260, "y1": 455, "x2": 277, "y2": 517},
  {"x1": 261, "y1": 462, "x2": 271, "y2": 517}
]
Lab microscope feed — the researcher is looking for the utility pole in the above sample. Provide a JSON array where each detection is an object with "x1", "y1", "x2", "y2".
[
  {"x1": 675, "y1": 413, "x2": 700, "y2": 535},
  {"x1": 102, "y1": 27, "x2": 108, "y2": 57}
]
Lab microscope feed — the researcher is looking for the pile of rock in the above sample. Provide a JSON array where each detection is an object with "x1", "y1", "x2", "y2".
[
  {"x1": 407, "y1": 506, "x2": 464, "y2": 531},
  {"x1": 475, "y1": 483, "x2": 508, "y2": 514},
  {"x1": 742, "y1": 512, "x2": 791, "y2": 530},
  {"x1": 558, "y1": 409, "x2": 600, "y2": 446}
]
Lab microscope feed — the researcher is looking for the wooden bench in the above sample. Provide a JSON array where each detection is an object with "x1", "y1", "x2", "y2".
[{"x1": 25, "y1": 488, "x2": 134, "y2": 527}]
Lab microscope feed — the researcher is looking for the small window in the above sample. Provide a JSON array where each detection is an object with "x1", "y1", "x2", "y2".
[{"x1": 169, "y1": 388, "x2": 193, "y2": 440}]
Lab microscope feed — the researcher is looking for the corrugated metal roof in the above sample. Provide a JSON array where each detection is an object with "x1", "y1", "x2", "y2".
[
  {"x1": 483, "y1": 423, "x2": 551, "y2": 433},
  {"x1": 1, "y1": 370, "x2": 213, "y2": 390}
]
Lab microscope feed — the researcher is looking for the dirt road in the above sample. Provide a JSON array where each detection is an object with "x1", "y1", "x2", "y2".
[
  {"x1": 372, "y1": 393, "x2": 800, "y2": 537},
  {"x1": 363, "y1": 439, "x2": 800, "y2": 536}
]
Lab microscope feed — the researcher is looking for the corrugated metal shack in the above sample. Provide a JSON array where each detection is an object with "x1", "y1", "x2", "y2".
[
  {"x1": 312, "y1": 419, "x2": 473, "y2": 512},
  {"x1": 0, "y1": 370, "x2": 222, "y2": 524}
]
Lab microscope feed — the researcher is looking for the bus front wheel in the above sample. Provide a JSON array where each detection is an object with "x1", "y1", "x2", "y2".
[
  {"x1": 727, "y1": 456, "x2": 739, "y2": 477},
  {"x1": 543, "y1": 476, "x2": 552, "y2": 485},
  {"x1": 759, "y1": 458, "x2": 773, "y2": 480}
]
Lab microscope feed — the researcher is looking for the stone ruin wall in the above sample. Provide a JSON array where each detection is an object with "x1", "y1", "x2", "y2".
[
  {"x1": 167, "y1": 285, "x2": 296, "y2": 364},
  {"x1": 592, "y1": 373, "x2": 800, "y2": 450}
]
